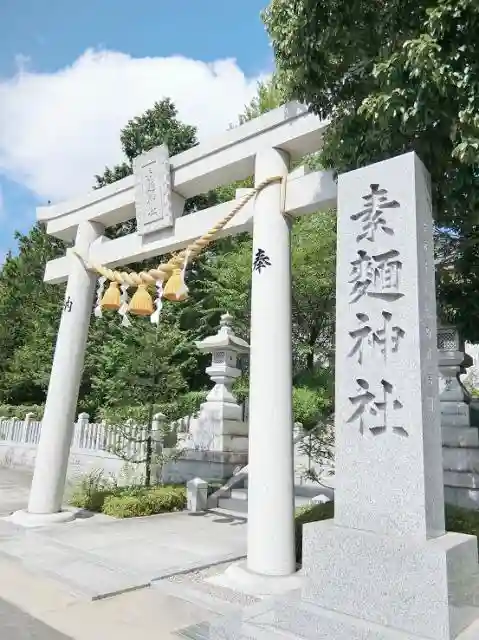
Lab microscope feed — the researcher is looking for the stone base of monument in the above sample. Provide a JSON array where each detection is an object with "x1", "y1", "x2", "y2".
[
  {"x1": 7, "y1": 509, "x2": 75, "y2": 527},
  {"x1": 296, "y1": 520, "x2": 479, "y2": 640},
  {"x1": 208, "y1": 593, "x2": 479, "y2": 640},
  {"x1": 206, "y1": 522, "x2": 479, "y2": 639}
]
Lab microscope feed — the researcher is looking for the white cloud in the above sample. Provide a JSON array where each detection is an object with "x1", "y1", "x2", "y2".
[{"x1": 0, "y1": 49, "x2": 266, "y2": 202}]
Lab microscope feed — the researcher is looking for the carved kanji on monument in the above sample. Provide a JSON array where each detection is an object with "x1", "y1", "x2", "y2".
[{"x1": 350, "y1": 183, "x2": 400, "y2": 243}]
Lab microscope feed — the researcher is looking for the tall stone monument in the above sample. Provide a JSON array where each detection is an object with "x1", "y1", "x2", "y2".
[
  {"x1": 209, "y1": 152, "x2": 479, "y2": 639},
  {"x1": 297, "y1": 151, "x2": 479, "y2": 639}
]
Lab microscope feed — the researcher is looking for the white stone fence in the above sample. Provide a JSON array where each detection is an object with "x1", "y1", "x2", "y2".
[
  {"x1": 0, "y1": 411, "x2": 180, "y2": 482},
  {"x1": 0, "y1": 404, "x2": 323, "y2": 488},
  {"x1": 0, "y1": 412, "x2": 149, "y2": 453}
]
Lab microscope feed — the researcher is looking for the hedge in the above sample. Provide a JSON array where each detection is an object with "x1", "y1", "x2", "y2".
[
  {"x1": 102, "y1": 486, "x2": 186, "y2": 518},
  {"x1": 69, "y1": 477, "x2": 186, "y2": 518},
  {"x1": 0, "y1": 404, "x2": 44, "y2": 419}
]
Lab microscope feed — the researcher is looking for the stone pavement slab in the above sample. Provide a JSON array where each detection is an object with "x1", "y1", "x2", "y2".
[
  {"x1": 0, "y1": 597, "x2": 73, "y2": 640},
  {"x1": 0, "y1": 466, "x2": 33, "y2": 516},
  {"x1": 40, "y1": 587, "x2": 219, "y2": 640},
  {"x1": 0, "y1": 509, "x2": 246, "y2": 599},
  {"x1": 0, "y1": 553, "x2": 223, "y2": 640}
]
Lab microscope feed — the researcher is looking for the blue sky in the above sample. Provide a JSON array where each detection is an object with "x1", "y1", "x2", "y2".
[{"x1": 0, "y1": 0, "x2": 272, "y2": 260}]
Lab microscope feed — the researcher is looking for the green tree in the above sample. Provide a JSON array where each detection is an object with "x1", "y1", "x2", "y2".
[
  {"x1": 92, "y1": 314, "x2": 205, "y2": 485},
  {"x1": 82, "y1": 97, "x2": 222, "y2": 408},
  {"x1": 264, "y1": 0, "x2": 479, "y2": 340},
  {"x1": 0, "y1": 224, "x2": 65, "y2": 403},
  {"x1": 94, "y1": 98, "x2": 197, "y2": 189},
  {"x1": 94, "y1": 98, "x2": 217, "y2": 225},
  {"x1": 238, "y1": 77, "x2": 286, "y2": 125},
  {"x1": 0, "y1": 98, "x2": 212, "y2": 411},
  {"x1": 195, "y1": 212, "x2": 335, "y2": 412}
]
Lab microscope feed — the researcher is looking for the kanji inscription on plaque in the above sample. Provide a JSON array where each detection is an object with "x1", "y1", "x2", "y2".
[{"x1": 133, "y1": 145, "x2": 174, "y2": 236}]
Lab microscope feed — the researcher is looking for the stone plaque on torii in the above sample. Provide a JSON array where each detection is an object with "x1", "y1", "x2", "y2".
[{"x1": 133, "y1": 144, "x2": 175, "y2": 236}]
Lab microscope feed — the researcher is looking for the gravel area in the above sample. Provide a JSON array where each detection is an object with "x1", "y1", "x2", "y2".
[{"x1": 166, "y1": 561, "x2": 260, "y2": 608}]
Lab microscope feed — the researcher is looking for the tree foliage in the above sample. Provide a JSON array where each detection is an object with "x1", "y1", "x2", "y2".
[
  {"x1": 94, "y1": 98, "x2": 197, "y2": 189},
  {"x1": 264, "y1": 0, "x2": 479, "y2": 340},
  {"x1": 0, "y1": 225, "x2": 65, "y2": 403}
]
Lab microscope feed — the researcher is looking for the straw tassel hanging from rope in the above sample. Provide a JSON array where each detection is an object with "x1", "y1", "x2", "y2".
[
  {"x1": 128, "y1": 284, "x2": 154, "y2": 316},
  {"x1": 100, "y1": 281, "x2": 121, "y2": 311},
  {"x1": 163, "y1": 249, "x2": 190, "y2": 302}
]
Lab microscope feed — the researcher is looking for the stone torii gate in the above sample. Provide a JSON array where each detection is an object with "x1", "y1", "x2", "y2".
[
  {"x1": 15, "y1": 101, "x2": 479, "y2": 638},
  {"x1": 13, "y1": 103, "x2": 336, "y2": 577}
]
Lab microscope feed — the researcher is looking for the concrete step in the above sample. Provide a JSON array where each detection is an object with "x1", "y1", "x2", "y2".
[
  {"x1": 445, "y1": 485, "x2": 479, "y2": 510},
  {"x1": 443, "y1": 445, "x2": 479, "y2": 472},
  {"x1": 442, "y1": 426, "x2": 479, "y2": 447},
  {"x1": 207, "y1": 507, "x2": 248, "y2": 521},
  {"x1": 444, "y1": 470, "x2": 479, "y2": 489},
  {"x1": 231, "y1": 489, "x2": 248, "y2": 501},
  {"x1": 218, "y1": 491, "x2": 248, "y2": 514},
  {"x1": 153, "y1": 577, "x2": 241, "y2": 616},
  {"x1": 217, "y1": 491, "x2": 316, "y2": 516}
]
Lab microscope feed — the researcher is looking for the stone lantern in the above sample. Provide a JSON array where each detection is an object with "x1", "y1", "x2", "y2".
[
  {"x1": 437, "y1": 325, "x2": 479, "y2": 510},
  {"x1": 195, "y1": 312, "x2": 249, "y2": 406},
  {"x1": 187, "y1": 313, "x2": 249, "y2": 458},
  {"x1": 437, "y1": 325, "x2": 471, "y2": 406}
]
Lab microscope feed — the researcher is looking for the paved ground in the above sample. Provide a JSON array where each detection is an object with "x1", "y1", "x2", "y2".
[
  {"x1": 0, "y1": 596, "x2": 73, "y2": 639},
  {"x1": 0, "y1": 466, "x2": 249, "y2": 638},
  {"x1": 0, "y1": 467, "x2": 247, "y2": 599},
  {"x1": 0, "y1": 551, "x2": 235, "y2": 639},
  {"x1": 0, "y1": 466, "x2": 32, "y2": 516},
  {"x1": 0, "y1": 510, "x2": 247, "y2": 599},
  {"x1": 2, "y1": 467, "x2": 479, "y2": 639}
]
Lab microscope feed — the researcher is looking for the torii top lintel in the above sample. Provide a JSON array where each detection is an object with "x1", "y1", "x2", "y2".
[
  {"x1": 39, "y1": 102, "x2": 337, "y2": 285},
  {"x1": 37, "y1": 102, "x2": 328, "y2": 240}
]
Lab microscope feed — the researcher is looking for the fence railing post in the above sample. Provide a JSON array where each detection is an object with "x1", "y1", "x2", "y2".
[
  {"x1": 75, "y1": 412, "x2": 90, "y2": 449},
  {"x1": 0, "y1": 417, "x2": 8, "y2": 440},
  {"x1": 8, "y1": 417, "x2": 19, "y2": 442},
  {"x1": 23, "y1": 412, "x2": 34, "y2": 443}
]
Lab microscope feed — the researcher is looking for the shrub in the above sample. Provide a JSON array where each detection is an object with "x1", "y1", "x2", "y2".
[
  {"x1": 69, "y1": 469, "x2": 118, "y2": 512},
  {"x1": 102, "y1": 485, "x2": 186, "y2": 518},
  {"x1": 294, "y1": 501, "x2": 479, "y2": 564},
  {"x1": 102, "y1": 495, "x2": 149, "y2": 518},
  {"x1": 445, "y1": 503, "x2": 479, "y2": 540},
  {"x1": 292, "y1": 387, "x2": 329, "y2": 431},
  {"x1": 0, "y1": 404, "x2": 44, "y2": 419}
]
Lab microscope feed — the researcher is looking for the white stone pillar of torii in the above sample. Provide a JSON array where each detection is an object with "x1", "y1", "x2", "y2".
[
  {"x1": 10, "y1": 104, "x2": 335, "y2": 578},
  {"x1": 27, "y1": 221, "x2": 104, "y2": 522},
  {"x1": 247, "y1": 147, "x2": 296, "y2": 576}
]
